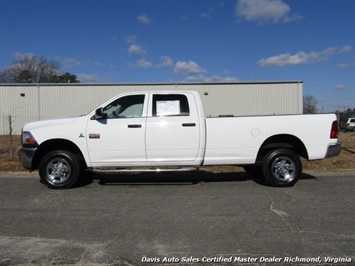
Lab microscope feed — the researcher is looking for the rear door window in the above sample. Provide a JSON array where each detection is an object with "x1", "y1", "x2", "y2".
[{"x1": 152, "y1": 94, "x2": 190, "y2": 116}]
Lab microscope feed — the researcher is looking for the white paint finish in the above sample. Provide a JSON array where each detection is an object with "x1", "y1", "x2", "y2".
[
  {"x1": 86, "y1": 92, "x2": 149, "y2": 166},
  {"x1": 20, "y1": 90, "x2": 338, "y2": 171},
  {"x1": 203, "y1": 113, "x2": 338, "y2": 165},
  {"x1": 145, "y1": 117, "x2": 200, "y2": 162},
  {"x1": 145, "y1": 92, "x2": 202, "y2": 163},
  {"x1": 86, "y1": 117, "x2": 147, "y2": 165}
]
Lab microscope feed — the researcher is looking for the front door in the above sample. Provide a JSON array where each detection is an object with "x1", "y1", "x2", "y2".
[{"x1": 86, "y1": 94, "x2": 147, "y2": 166}]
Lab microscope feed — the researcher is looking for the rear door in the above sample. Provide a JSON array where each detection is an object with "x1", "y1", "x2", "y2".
[{"x1": 145, "y1": 93, "x2": 200, "y2": 162}]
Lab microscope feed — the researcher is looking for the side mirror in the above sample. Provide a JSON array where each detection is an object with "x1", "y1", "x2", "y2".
[{"x1": 93, "y1": 108, "x2": 107, "y2": 120}]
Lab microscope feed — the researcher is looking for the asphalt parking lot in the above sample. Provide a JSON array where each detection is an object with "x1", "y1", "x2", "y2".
[{"x1": 0, "y1": 171, "x2": 354, "y2": 266}]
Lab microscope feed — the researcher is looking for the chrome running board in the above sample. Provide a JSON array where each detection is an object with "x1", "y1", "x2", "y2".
[{"x1": 91, "y1": 167, "x2": 199, "y2": 174}]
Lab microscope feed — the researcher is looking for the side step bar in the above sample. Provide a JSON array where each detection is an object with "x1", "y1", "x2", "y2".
[{"x1": 91, "y1": 167, "x2": 199, "y2": 174}]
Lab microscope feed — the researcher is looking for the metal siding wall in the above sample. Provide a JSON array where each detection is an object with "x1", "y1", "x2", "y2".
[
  {"x1": 39, "y1": 85, "x2": 102, "y2": 119},
  {"x1": 0, "y1": 82, "x2": 302, "y2": 134},
  {"x1": 176, "y1": 82, "x2": 302, "y2": 117},
  {"x1": 0, "y1": 86, "x2": 39, "y2": 134}
]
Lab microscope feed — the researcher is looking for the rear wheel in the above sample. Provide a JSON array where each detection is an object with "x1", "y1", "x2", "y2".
[
  {"x1": 261, "y1": 149, "x2": 301, "y2": 187},
  {"x1": 39, "y1": 150, "x2": 81, "y2": 189},
  {"x1": 243, "y1": 165, "x2": 268, "y2": 184}
]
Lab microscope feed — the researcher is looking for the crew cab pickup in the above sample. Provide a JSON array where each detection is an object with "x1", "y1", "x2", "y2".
[{"x1": 19, "y1": 91, "x2": 341, "y2": 189}]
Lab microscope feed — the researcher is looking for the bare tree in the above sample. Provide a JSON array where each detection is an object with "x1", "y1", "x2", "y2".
[
  {"x1": 0, "y1": 53, "x2": 61, "y2": 83},
  {"x1": 303, "y1": 95, "x2": 318, "y2": 114},
  {"x1": 0, "y1": 107, "x2": 23, "y2": 156},
  {"x1": 8, "y1": 114, "x2": 14, "y2": 156}
]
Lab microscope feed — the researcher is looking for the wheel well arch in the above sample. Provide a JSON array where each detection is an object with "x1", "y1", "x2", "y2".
[
  {"x1": 32, "y1": 139, "x2": 86, "y2": 170},
  {"x1": 255, "y1": 134, "x2": 308, "y2": 164}
]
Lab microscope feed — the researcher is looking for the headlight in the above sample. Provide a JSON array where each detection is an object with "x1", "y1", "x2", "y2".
[{"x1": 22, "y1": 131, "x2": 38, "y2": 146}]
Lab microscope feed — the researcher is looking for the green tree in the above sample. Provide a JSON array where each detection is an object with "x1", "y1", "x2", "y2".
[
  {"x1": 51, "y1": 72, "x2": 80, "y2": 83},
  {"x1": 14, "y1": 70, "x2": 33, "y2": 83}
]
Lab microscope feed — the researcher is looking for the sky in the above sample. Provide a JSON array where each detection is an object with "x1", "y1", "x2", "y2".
[{"x1": 0, "y1": 0, "x2": 354, "y2": 112}]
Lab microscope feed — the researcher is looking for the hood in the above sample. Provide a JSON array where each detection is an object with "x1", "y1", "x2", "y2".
[{"x1": 23, "y1": 116, "x2": 81, "y2": 131}]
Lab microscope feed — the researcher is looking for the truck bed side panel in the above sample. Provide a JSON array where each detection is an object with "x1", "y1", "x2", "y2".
[{"x1": 203, "y1": 114, "x2": 338, "y2": 165}]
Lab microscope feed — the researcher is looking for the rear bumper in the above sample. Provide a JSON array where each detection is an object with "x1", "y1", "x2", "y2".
[
  {"x1": 18, "y1": 147, "x2": 37, "y2": 170},
  {"x1": 325, "y1": 144, "x2": 341, "y2": 158}
]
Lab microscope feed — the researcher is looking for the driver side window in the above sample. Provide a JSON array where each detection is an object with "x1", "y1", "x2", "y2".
[{"x1": 103, "y1": 95, "x2": 145, "y2": 119}]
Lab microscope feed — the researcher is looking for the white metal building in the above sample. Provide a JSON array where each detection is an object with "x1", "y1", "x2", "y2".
[{"x1": 0, "y1": 81, "x2": 303, "y2": 134}]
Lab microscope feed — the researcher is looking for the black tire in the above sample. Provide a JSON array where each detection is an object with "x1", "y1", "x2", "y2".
[
  {"x1": 39, "y1": 150, "x2": 81, "y2": 189},
  {"x1": 243, "y1": 165, "x2": 262, "y2": 176},
  {"x1": 261, "y1": 149, "x2": 302, "y2": 187},
  {"x1": 243, "y1": 165, "x2": 268, "y2": 185}
]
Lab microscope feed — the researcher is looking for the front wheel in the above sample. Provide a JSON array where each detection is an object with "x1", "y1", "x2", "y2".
[
  {"x1": 261, "y1": 149, "x2": 302, "y2": 187},
  {"x1": 39, "y1": 150, "x2": 81, "y2": 189}
]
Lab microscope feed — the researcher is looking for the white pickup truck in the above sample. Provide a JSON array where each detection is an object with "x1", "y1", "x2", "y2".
[{"x1": 19, "y1": 91, "x2": 341, "y2": 189}]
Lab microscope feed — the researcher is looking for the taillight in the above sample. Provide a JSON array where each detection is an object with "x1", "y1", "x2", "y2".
[{"x1": 330, "y1": 121, "x2": 338, "y2": 139}]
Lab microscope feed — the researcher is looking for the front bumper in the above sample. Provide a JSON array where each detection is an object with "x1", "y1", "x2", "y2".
[
  {"x1": 325, "y1": 144, "x2": 342, "y2": 158},
  {"x1": 18, "y1": 147, "x2": 37, "y2": 170}
]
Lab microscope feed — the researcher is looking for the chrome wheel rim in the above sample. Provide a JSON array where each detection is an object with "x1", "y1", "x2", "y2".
[
  {"x1": 271, "y1": 156, "x2": 296, "y2": 182},
  {"x1": 45, "y1": 158, "x2": 71, "y2": 184}
]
